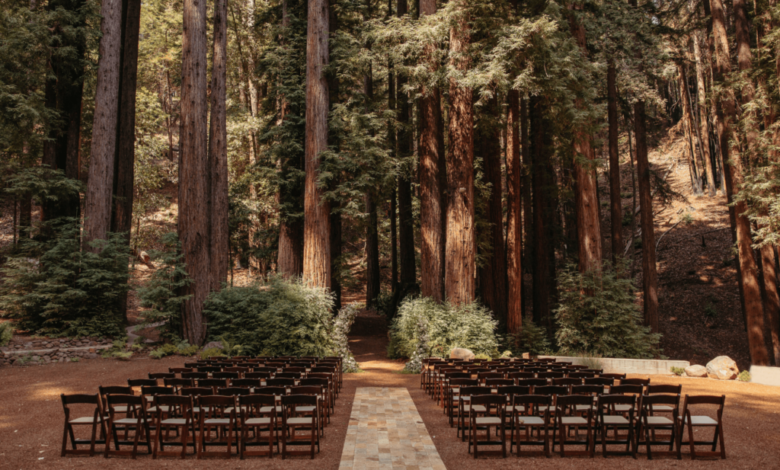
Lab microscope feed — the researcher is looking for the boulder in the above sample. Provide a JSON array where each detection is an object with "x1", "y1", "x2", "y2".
[
  {"x1": 684, "y1": 365, "x2": 707, "y2": 378},
  {"x1": 203, "y1": 341, "x2": 224, "y2": 351},
  {"x1": 450, "y1": 348, "x2": 475, "y2": 361},
  {"x1": 706, "y1": 356, "x2": 739, "y2": 380},
  {"x1": 138, "y1": 251, "x2": 154, "y2": 268}
]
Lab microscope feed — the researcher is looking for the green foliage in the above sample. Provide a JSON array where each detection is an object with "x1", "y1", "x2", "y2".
[
  {"x1": 137, "y1": 233, "x2": 192, "y2": 341},
  {"x1": 622, "y1": 211, "x2": 634, "y2": 227},
  {"x1": 554, "y1": 261, "x2": 661, "y2": 359},
  {"x1": 390, "y1": 297, "x2": 499, "y2": 359},
  {"x1": 681, "y1": 212, "x2": 694, "y2": 225},
  {"x1": 200, "y1": 347, "x2": 226, "y2": 360},
  {"x1": 671, "y1": 366, "x2": 685, "y2": 376},
  {"x1": 332, "y1": 304, "x2": 361, "y2": 372},
  {"x1": 403, "y1": 318, "x2": 430, "y2": 373},
  {"x1": 0, "y1": 218, "x2": 129, "y2": 338},
  {"x1": 101, "y1": 339, "x2": 133, "y2": 361},
  {"x1": 374, "y1": 290, "x2": 394, "y2": 317},
  {"x1": 0, "y1": 322, "x2": 13, "y2": 347},
  {"x1": 738, "y1": 370, "x2": 751, "y2": 382},
  {"x1": 704, "y1": 303, "x2": 718, "y2": 320},
  {"x1": 204, "y1": 275, "x2": 336, "y2": 357},
  {"x1": 149, "y1": 339, "x2": 199, "y2": 359},
  {"x1": 580, "y1": 354, "x2": 604, "y2": 370},
  {"x1": 508, "y1": 319, "x2": 552, "y2": 356}
]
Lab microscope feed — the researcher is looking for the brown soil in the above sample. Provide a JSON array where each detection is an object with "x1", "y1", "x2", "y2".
[{"x1": 2, "y1": 312, "x2": 779, "y2": 469}]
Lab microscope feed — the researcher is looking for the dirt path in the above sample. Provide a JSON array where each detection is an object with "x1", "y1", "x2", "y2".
[{"x1": 1, "y1": 317, "x2": 779, "y2": 469}]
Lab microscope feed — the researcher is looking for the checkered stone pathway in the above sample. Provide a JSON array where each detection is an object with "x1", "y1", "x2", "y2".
[{"x1": 339, "y1": 387, "x2": 446, "y2": 470}]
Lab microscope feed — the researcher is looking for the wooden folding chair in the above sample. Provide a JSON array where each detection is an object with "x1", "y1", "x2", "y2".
[
  {"x1": 152, "y1": 394, "x2": 196, "y2": 459},
  {"x1": 447, "y1": 378, "x2": 479, "y2": 427},
  {"x1": 457, "y1": 386, "x2": 484, "y2": 441},
  {"x1": 213, "y1": 371, "x2": 239, "y2": 380},
  {"x1": 281, "y1": 394, "x2": 319, "y2": 459},
  {"x1": 308, "y1": 372, "x2": 336, "y2": 412},
  {"x1": 197, "y1": 395, "x2": 238, "y2": 458},
  {"x1": 637, "y1": 393, "x2": 680, "y2": 460},
  {"x1": 199, "y1": 378, "x2": 228, "y2": 393},
  {"x1": 169, "y1": 367, "x2": 194, "y2": 375},
  {"x1": 246, "y1": 371, "x2": 272, "y2": 380},
  {"x1": 232, "y1": 378, "x2": 262, "y2": 389},
  {"x1": 164, "y1": 378, "x2": 194, "y2": 393},
  {"x1": 238, "y1": 394, "x2": 279, "y2": 459},
  {"x1": 150, "y1": 372, "x2": 175, "y2": 380},
  {"x1": 290, "y1": 386, "x2": 325, "y2": 437},
  {"x1": 469, "y1": 394, "x2": 507, "y2": 458},
  {"x1": 182, "y1": 371, "x2": 208, "y2": 380},
  {"x1": 60, "y1": 394, "x2": 106, "y2": 457},
  {"x1": 266, "y1": 378, "x2": 295, "y2": 387},
  {"x1": 554, "y1": 395, "x2": 595, "y2": 458},
  {"x1": 510, "y1": 394, "x2": 551, "y2": 457},
  {"x1": 104, "y1": 394, "x2": 152, "y2": 458},
  {"x1": 300, "y1": 378, "x2": 332, "y2": 423},
  {"x1": 597, "y1": 394, "x2": 637, "y2": 458},
  {"x1": 679, "y1": 395, "x2": 726, "y2": 460}
]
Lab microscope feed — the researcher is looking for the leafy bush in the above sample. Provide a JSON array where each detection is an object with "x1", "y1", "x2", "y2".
[
  {"x1": 149, "y1": 340, "x2": 199, "y2": 359},
  {"x1": 0, "y1": 322, "x2": 13, "y2": 347},
  {"x1": 554, "y1": 262, "x2": 661, "y2": 359},
  {"x1": 508, "y1": 319, "x2": 552, "y2": 356},
  {"x1": 332, "y1": 304, "x2": 360, "y2": 372},
  {"x1": 374, "y1": 290, "x2": 394, "y2": 317},
  {"x1": 0, "y1": 218, "x2": 130, "y2": 338},
  {"x1": 136, "y1": 233, "x2": 192, "y2": 341},
  {"x1": 738, "y1": 370, "x2": 751, "y2": 382},
  {"x1": 101, "y1": 339, "x2": 133, "y2": 360},
  {"x1": 390, "y1": 297, "x2": 499, "y2": 359},
  {"x1": 204, "y1": 275, "x2": 336, "y2": 357},
  {"x1": 670, "y1": 366, "x2": 685, "y2": 376},
  {"x1": 580, "y1": 354, "x2": 603, "y2": 370},
  {"x1": 403, "y1": 318, "x2": 429, "y2": 373},
  {"x1": 200, "y1": 347, "x2": 226, "y2": 360}
]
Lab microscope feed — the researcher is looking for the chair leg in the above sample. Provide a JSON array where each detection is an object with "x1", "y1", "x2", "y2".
[{"x1": 717, "y1": 424, "x2": 726, "y2": 459}]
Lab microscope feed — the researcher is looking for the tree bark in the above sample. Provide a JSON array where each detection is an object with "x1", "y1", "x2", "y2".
[
  {"x1": 444, "y1": 4, "x2": 475, "y2": 305},
  {"x1": 303, "y1": 0, "x2": 331, "y2": 288},
  {"x1": 397, "y1": 0, "x2": 416, "y2": 286},
  {"x1": 390, "y1": 188, "x2": 398, "y2": 292},
  {"x1": 418, "y1": 0, "x2": 445, "y2": 302},
  {"x1": 692, "y1": 33, "x2": 717, "y2": 196},
  {"x1": 477, "y1": 96, "x2": 507, "y2": 327},
  {"x1": 366, "y1": 194, "x2": 381, "y2": 308},
  {"x1": 112, "y1": 0, "x2": 141, "y2": 238},
  {"x1": 678, "y1": 62, "x2": 704, "y2": 194},
  {"x1": 531, "y1": 96, "x2": 552, "y2": 326},
  {"x1": 208, "y1": 0, "x2": 229, "y2": 291},
  {"x1": 607, "y1": 61, "x2": 622, "y2": 265},
  {"x1": 760, "y1": 244, "x2": 780, "y2": 365},
  {"x1": 568, "y1": 8, "x2": 602, "y2": 274},
  {"x1": 710, "y1": 0, "x2": 769, "y2": 365},
  {"x1": 330, "y1": 206, "x2": 342, "y2": 310},
  {"x1": 179, "y1": 0, "x2": 210, "y2": 345},
  {"x1": 84, "y1": 0, "x2": 123, "y2": 246},
  {"x1": 520, "y1": 97, "x2": 532, "y2": 317},
  {"x1": 506, "y1": 89, "x2": 522, "y2": 334}
]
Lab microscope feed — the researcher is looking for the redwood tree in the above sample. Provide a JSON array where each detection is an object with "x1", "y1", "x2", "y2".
[
  {"x1": 607, "y1": 61, "x2": 622, "y2": 264},
  {"x1": 179, "y1": 0, "x2": 210, "y2": 345},
  {"x1": 397, "y1": 0, "x2": 416, "y2": 286},
  {"x1": 506, "y1": 89, "x2": 522, "y2": 334},
  {"x1": 303, "y1": 0, "x2": 331, "y2": 288},
  {"x1": 444, "y1": 2, "x2": 475, "y2": 305}
]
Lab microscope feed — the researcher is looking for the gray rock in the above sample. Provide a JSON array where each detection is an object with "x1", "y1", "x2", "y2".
[
  {"x1": 203, "y1": 341, "x2": 224, "y2": 351},
  {"x1": 684, "y1": 365, "x2": 708, "y2": 378},
  {"x1": 706, "y1": 356, "x2": 739, "y2": 380},
  {"x1": 449, "y1": 348, "x2": 475, "y2": 361}
]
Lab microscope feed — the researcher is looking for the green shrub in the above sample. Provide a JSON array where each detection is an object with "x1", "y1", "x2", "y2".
[
  {"x1": 200, "y1": 347, "x2": 226, "y2": 360},
  {"x1": 554, "y1": 261, "x2": 661, "y2": 359},
  {"x1": 149, "y1": 339, "x2": 199, "y2": 359},
  {"x1": 403, "y1": 318, "x2": 429, "y2": 373},
  {"x1": 670, "y1": 366, "x2": 685, "y2": 376},
  {"x1": 374, "y1": 290, "x2": 394, "y2": 317},
  {"x1": 0, "y1": 218, "x2": 129, "y2": 338},
  {"x1": 390, "y1": 297, "x2": 499, "y2": 359},
  {"x1": 508, "y1": 319, "x2": 552, "y2": 356},
  {"x1": 101, "y1": 339, "x2": 133, "y2": 360},
  {"x1": 738, "y1": 370, "x2": 751, "y2": 382},
  {"x1": 136, "y1": 233, "x2": 192, "y2": 341},
  {"x1": 332, "y1": 304, "x2": 360, "y2": 372},
  {"x1": 580, "y1": 354, "x2": 603, "y2": 370},
  {"x1": 204, "y1": 275, "x2": 336, "y2": 357},
  {"x1": 0, "y1": 322, "x2": 13, "y2": 347}
]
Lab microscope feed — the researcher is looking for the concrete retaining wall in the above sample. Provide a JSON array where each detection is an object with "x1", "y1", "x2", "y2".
[
  {"x1": 538, "y1": 355, "x2": 690, "y2": 375},
  {"x1": 749, "y1": 366, "x2": 780, "y2": 387}
]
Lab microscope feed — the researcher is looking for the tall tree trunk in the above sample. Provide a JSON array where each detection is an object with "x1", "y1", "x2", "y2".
[
  {"x1": 365, "y1": 194, "x2": 381, "y2": 308},
  {"x1": 477, "y1": 96, "x2": 507, "y2": 327},
  {"x1": 418, "y1": 0, "x2": 445, "y2": 302},
  {"x1": 387, "y1": 16, "x2": 398, "y2": 294},
  {"x1": 397, "y1": 0, "x2": 416, "y2": 286},
  {"x1": 692, "y1": 33, "x2": 717, "y2": 196},
  {"x1": 677, "y1": 62, "x2": 703, "y2": 194},
  {"x1": 506, "y1": 89, "x2": 522, "y2": 334},
  {"x1": 710, "y1": 0, "x2": 769, "y2": 365},
  {"x1": 390, "y1": 188, "x2": 398, "y2": 292},
  {"x1": 276, "y1": 1, "x2": 304, "y2": 278},
  {"x1": 330, "y1": 206, "x2": 342, "y2": 310},
  {"x1": 607, "y1": 61, "x2": 623, "y2": 265},
  {"x1": 208, "y1": 0, "x2": 229, "y2": 291},
  {"x1": 521, "y1": 97, "x2": 532, "y2": 317},
  {"x1": 84, "y1": 0, "x2": 123, "y2": 246},
  {"x1": 444, "y1": 3, "x2": 474, "y2": 305},
  {"x1": 112, "y1": 0, "x2": 141, "y2": 237},
  {"x1": 303, "y1": 0, "x2": 331, "y2": 288},
  {"x1": 760, "y1": 244, "x2": 780, "y2": 365},
  {"x1": 531, "y1": 96, "x2": 551, "y2": 326},
  {"x1": 568, "y1": 8, "x2": 603, "y2": 274},
  {"x1": 179, "y1": 0, "x2": 210, "y2": 345}
]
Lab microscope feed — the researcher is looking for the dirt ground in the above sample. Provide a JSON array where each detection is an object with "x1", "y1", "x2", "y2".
[{"x1": 2, "y1": 316, "x2": 780, "y2": 470}]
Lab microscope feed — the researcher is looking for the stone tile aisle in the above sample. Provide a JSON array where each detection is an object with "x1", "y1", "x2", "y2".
[{"x1": 339, "y1": 387, "x2": 446, "y2": 470}]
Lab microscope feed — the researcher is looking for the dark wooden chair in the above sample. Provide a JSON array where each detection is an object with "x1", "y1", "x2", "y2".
[
  {"x1": 554, "y1": 395, "x2": 595, "y2": 458},
  {"x1": 239, "y1": 394, "x2": 278, "y2": 458},
  {"x1": 245, "y1": 371, "x2": 272, "y2": 380},
  {"x1": 300, "y1": 378, "x2": 331, "y2": 422},
  {"x1": 552, "y1": 377, "x2": 583, "y2": 390},
  {"x1": 152, "y1": 394, "x2": 196, "y2": 459},
  {"x1": 281, "y1": 395, "x2": 319, "y2": 459},
  {"x1": 510, "y1": 394, "x2": 551, "y2": 457},
  {"x1": 169, "y1": 367, "x2": 194, "y2": 375},
  {"x1": 164, "y1": 378, "x2": 194, "y2": 393},
  {"x1": 485, "y1": 378, "x2": 514, "y2": 388},
  {"x1": 104, "y1": 394, "x2": 152, "y2": 458},
  {"x1": 517, "y1": 378, "x2": 549, "y2": 391},
  {"x1": 569, "y1": 371, "x2": 597, "y2": 379},
  {"x1": 289, "y1": 386, "x2": 325, "y2": 437},
  {"x1": 645, "y1": 384, "x2": 682, "y2": 415},
  {"x1": 600, "y1": 373, "x2": 627, "y2": 380},
  {"x1": 508, "y1": 371, "x2": 536, "y2": 381},
  {"x1": 620, "y1": 378, "x2": 650, "y2": 387},
  {"x1": 446, "y1": 378, "x2": 479, "y2": 427},
  {"x1": 232, "y1": 378, "x2": 262, "y2": 389},
  {"x1": 199, "y1": 378, "x2": 229, "y2": 392},
  {"x1": 181, "y1": 372, "x2": 208, "y2": 380},
  {"x1": 679, "y1": 395, "x2": 726, "y2": 460},
  {"x1": 213, "y1": 371, "x2": 239, "y2": 380},
  {"x1": 128, "y1": 378, "x2": 158, "y2": 390},
  {"x1": 196, "y1": 395, "x2": 237, "y2": 458},
  {"x1": 469, "y1": 394, "x2": 507, "y2": 458},
  {"x1": 637, "y1": 394, "x2": 680, "y2": 460},
  {"x1": 266, "y1": 378, "x2": 295, "y2": 387},
  {"x1": 584, "y1": 377, "x2": 614, "y2": 388},
  {"x1": 307, "y1": 372, "x2": 336, "y2": 413},
  {"x1": 597, "y1": 394, "x2": 637, "y2": 458},
  {"x1": 197, "y1": 366, "x2": 220, "y2": 373},
  {"x1": 60, "y1": 394, "x2": 106, "y2": 457},
  {"x1": 149, "y1": 372, "x2": 175, "y2": 380}
]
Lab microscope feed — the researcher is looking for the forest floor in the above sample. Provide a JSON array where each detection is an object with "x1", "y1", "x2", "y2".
[{"x1": 1, "y1": 311, "x2": 779, "y2": 469}]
